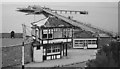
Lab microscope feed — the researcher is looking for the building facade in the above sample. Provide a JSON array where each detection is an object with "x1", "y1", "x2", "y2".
[{"x1": 31, "y1": 16, "x2": 99, "y2": 62}]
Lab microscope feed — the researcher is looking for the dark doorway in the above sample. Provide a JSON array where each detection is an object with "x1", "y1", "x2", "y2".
[{"x1": 11, "y1": 31, "x2": 15, "y2": 38}]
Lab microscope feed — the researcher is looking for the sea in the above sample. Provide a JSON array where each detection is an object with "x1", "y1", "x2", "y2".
[{"x1": 2, "y1": 2, "x2": 118, "y2": 33}]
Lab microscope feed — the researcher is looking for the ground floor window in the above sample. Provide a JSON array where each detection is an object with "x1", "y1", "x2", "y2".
[
  {"x1": 47, "y1": 45, "x2": 60, "y2": 53},
  {"x1": 73, "y1": 38, "x2": 97, "y2": 48}
]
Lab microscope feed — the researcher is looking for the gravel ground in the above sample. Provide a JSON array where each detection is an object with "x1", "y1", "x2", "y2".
[
  {"x1": 18, "y1": 49, "x2": 97, "y2": 67},
  {"x1": 1, "y1": 38, "x2": 97, "y2": 68}
]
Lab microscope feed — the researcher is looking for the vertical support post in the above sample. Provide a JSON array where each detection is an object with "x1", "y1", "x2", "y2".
[
  {"x1": 72, "y1": 27, "x2": 74, "y2": 48},
  {"x1": 66, "y1": 27, "x2": 68, "y2": 56},
  {"x1": 60, "y1": 43, "x2": 62, "y2": 58},
  {"x1": 47, "y1": 28, "x2": 49, "y2": 44},
  {"x1": 22, "y1": 24, "x2": 26, "y2": 69},
  {"x1": 41, "y1": 28, "x2": 44, "y2": 61},
  {"x1": 38, "y1": 27, "x2": 40, "y2": 42},
  {"x1": 45, "y1": 46, "x2": 47, "y2": 60},
  {"x1": 66, "y1": 43, "x2": 67, "y2": 56},
  {"x1": 62, "y1": 28, "x2": 63, "y2": 38},
  {"x1": 63, "y1": 43, "x2": 64, "y2": 56},
  {"x1": 53, "y1": 28, "x2": 54, "y2": 39},
  {"x1": 22, "y1": 42, "x2": 24, "y2": 69},
  {"x1": 35, "y1": 27, "x2": 37, "y2": 40},
  {"x1": 41, "y1": 28, "x2": 43, "y2": 44}
]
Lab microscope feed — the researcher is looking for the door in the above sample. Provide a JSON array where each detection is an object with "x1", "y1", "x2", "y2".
[{"x1": 33, "y1": 46, "x2": 43, "y2": 62}]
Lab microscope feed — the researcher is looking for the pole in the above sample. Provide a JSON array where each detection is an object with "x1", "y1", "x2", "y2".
[
  {"x1": 22, "y1": 42, "x2": 24, "y2": 69},
  {"x1": 22, "y1": 24, "x2": 26, "y2": 69}
]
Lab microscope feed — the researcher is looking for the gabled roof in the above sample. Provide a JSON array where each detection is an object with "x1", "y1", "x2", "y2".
[
  {"x1": 74, "y1": 31, "x2": 94, "y2": 38},
  {"x1": 44, "y1": 16, "x2": 78, "y2": 27}
]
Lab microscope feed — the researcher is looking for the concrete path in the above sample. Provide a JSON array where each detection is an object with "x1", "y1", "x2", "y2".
[{"x1": 23, "y1": 49, "x2": 97, "y2": 67}]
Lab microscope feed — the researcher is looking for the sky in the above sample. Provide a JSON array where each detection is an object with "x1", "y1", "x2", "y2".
[
  {"x1": 1, "y1": 0, "x2": 120, "y2": 2},
  {"x1": 0, "y1": 1, "x2": 119, "y2": 34}
]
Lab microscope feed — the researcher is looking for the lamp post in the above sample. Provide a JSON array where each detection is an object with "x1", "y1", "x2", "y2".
[
  {"x1": 22, "y1": 42, "x2": 25, "y2": 69},
  {"x1": 22, "y1": 24, "x2": 26, "y2": 69}
]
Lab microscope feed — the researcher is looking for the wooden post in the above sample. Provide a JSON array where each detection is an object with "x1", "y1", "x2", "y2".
[
  {"x1": 22, "y1": 24, "x2": 26, "y2": 69},
  {"x1": 45, "y1": 46, "x2": 47, "y2": 60},
  {"x1": 66, "y1": 28, "x2": 68, "y2": 56},
  {"x1": 42, "y1": 28, "x2": 43, "y2": 44},
  {"x1": 66, "y1": 43, "x2": 67, "y2": 56},
  {"x1": 38, "y1": 27, "x2": 40, "y2": 42},
  {"x1": 60, "y1": 43, "x2": 62, "y2": 58},
  {"x1": 41, "y1": 28, "x2": 44, "y2": 61},
  {"x1": 62, "y1": 28, "x2": 63, "y2": 38},
  {"x1": 47, "y1": 28, "x2": 49, "y2": 43},
  {"x1": 72, "y1": 27, "x2": 74, "y2": 48},
  {"x1": 53, "y1": 28, "x2": 54, "y2": 39},
  {"x1": 63, "y1": 43, "x2": 64, "y2": 56},
  {"x1": 22, "y1": 42, "x2": 25, "y2": 69}
]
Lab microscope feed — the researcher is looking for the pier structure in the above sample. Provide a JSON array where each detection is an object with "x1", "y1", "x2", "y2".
[{"x1": 17, "y1": 5, "x2": 116, "y2": 62}]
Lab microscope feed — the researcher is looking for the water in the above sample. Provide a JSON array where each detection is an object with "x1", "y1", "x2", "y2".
[{"x1": 2, "y1": 2, "x2": 118, "y2": 33}]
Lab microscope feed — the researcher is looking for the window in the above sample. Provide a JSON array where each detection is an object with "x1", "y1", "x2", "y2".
[
  {"x1": 54, "y1": 46, "x2": 60, "y2": 52},
  {"x1": 42, "y1": 34, "x2": 47, "y2": 39},
  {"x1": 47, "y1": 46, "x2": 60, "y2": 53},
  {"x1": 43, "y1": 29, "x2": 53, "y2": 39},
  {"x1": 79, "y1": 40, "x2": 83, "y2": 44},
  {"x1": 88, "y1": 40, "x2": 91, "y2": 44},
  {"x1": 48, "y1": 34, "x2": 52, "y2": 38},
  {"x1": 74, "y1": 38, "x2": 97, "y2": 48},
  {"x1": 36, "y1": 46, "x2": 40, "y2": 50},
  {"x1": 91, "y1": 40, "x2": 96, "y2": 44},
  {"x1": 47, "y1": 47, "x2": 51, "y2": 53}
]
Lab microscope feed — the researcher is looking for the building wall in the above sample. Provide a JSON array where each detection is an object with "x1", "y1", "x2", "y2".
[
  {"x1": 0, "y1": 33, "x2": 23, "y2": 38},
  {"x1": 53, "y1": 31, "x2": 62, "y2": 38},
  {"x1": 39, "y1": 29, "x2": 63, "y2": 39},
  {"x1": 2, "y1": 43, "x2": 32, "y2": 67}
]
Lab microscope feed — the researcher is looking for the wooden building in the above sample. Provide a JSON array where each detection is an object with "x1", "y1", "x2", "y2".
[
  {"x1": 31, "y1": 17, "x2": 75, "y2": 62},
  {"x1": 73, "y1": 31, "x2": 98, "y2": 49},
  {"x1": 31, "y1": 16, "x2": 100, "y2": 62}
]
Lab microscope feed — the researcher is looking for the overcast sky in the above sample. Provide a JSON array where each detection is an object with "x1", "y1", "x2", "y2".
[
  {"x1": 1, "y1": 1, "x2": 119, "y2": 33},
  {"x1": 1, "y1": 0, "x2": 119, "y2": 2}
]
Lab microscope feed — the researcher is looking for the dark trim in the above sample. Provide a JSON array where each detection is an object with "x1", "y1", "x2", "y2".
[
  {"x1": 60, "y1": 43, "x2": 62, "y2": 58},
  {"x1": 40, "y1": 37, "x2": 72, "y2": 40},
  {"x1": 32, "y1": 41, "x2": 71, "y2": 47},
  {"x1": 22, "y1": 65, "x2": 24, "y2": 69},
  {"x1": 45, "y1": 46, "x2": 47, "y2": 59},
  {"x1": 39, "y1": 26, "x2": 74, "y2": 29},
  {"x1": 63, "y1": 43, "x2": 64, "y2": 56},
  {"x1": 66, "y1": 44, "x2": 67, "y2": 56},
  {"x1": 87, "y1": 48, "x2": 98, "y2": 49},
  {"x1": 41, "y1": 29, "x2": 43, "y2": 45}
]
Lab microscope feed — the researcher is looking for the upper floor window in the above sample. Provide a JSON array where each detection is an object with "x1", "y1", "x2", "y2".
[{"x1": 42, "y1": 29, "x2": 53, "y2": 39}]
